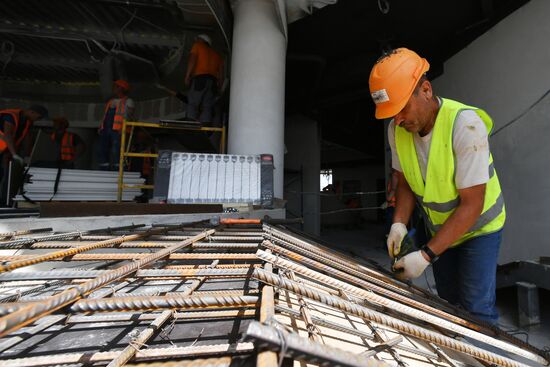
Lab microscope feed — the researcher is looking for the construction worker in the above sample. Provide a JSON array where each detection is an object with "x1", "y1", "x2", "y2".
[
  {"x1": 50, "y1": 117, "x2": 85, "y2": 169},
  {"x1": 369, "y1": 48, "x2": 505, "y2": 324},
  {"x1": 185, "y1": 34, "x2": 223, "y2": 123},
  {"x1": 0, "y1": 105, "x2": 48, "y2": 172},
  {"x1": 98, "y1": 79, "x2": 135, "y2": 170}
]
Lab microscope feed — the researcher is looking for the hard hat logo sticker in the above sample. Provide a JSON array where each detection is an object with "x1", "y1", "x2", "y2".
[{"x1": 371, "y1": 89, "x2": 390, "y2": 104}]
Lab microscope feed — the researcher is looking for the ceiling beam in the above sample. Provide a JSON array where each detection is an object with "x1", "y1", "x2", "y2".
[
  {"x1": 0, "y1": 20, "x2": 192, "y2": 47},
  {"x1": 1, "y1": 54, "x2": 100, "y2": 70}
]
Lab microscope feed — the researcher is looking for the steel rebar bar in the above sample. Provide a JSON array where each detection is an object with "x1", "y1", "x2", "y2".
[
  {"x1": 126, "y1": 357, "x2": 234, "y2": 367},
  {"x1": 0, "y1": 253, "x2": 259, "y2": 262},
  {"x1": 0, "y1": 224, "x2": 186, "y2": 273},
  {"x1": 26, "y1": 242, "x2": 259, "y2": 249},
  {"x1": 274, "y1": 304, "x2": 440, "y2": 360},
  {"x1": 0, "y1": 224, "x2": 146, "y2": 249},
  {"x1": 245, "y1": 321, "x2": 389, "y2": 367},
  {"x1": 0, "y1": 280, "x2": 65, "y2": 303},
  {"x1": 261, "y1": 241, "x2": 476, "y2": 328},
  {"x1": 1, "y1": 344, "x2": 252, "y2": 367},
  {"x1": 66, "y1": 309, "x2": 258, "y2": 323},
  {"x1": 70, "y1": 294, "x2": 259, "y2": 312},
  {"x1": 251, "y1": 268, "x2": 542, "y2": 367},
  {"x1": 0, "y1": 227, "x2": 52, "y2": 240},
  {"x1": 256, "y1": 248, "x2": 534, "y2": 361},
  {"x1": 257, "y1": 249, "x2": 277, "y2": 367},
  {"x1": 0, "y1": 229, "x2": 215, "y2": 338},
  {"x1": 263, "y1": 226, "x2": 539, "y2": 353}
]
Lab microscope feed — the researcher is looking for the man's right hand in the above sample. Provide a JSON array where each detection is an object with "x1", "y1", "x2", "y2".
[{"x1": 387, "y1": 222, "x2": 408, "y2": 259}]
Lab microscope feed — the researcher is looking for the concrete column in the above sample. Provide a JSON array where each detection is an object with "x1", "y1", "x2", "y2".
[{"x1": 228, "y1": 0, "x2": 287, "y2": 198}]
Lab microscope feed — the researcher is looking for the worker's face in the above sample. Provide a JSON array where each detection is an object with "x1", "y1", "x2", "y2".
[
  {"x1": 113, "y1": 84, "x2": 126, "y2": 96},
  {"x1": 392, "y1": 80, "x2": 434, "y2": 134}
]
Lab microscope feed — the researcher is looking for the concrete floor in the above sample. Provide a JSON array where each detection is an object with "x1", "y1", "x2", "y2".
[{"x1": 320, "y1": 223, "x2": 550, "y2": 351}]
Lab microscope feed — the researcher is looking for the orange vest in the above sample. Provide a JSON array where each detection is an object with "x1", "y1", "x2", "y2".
[
  {"x1": 51, "y1": 131, "x2": 75, "y2": 161},
  {"x1": 190, "y1": 41, "x2": 222, "y2": 79},
  {"x1": 100, "y1": 97, "x2": 127, "y2": 131},
  {"x1": 0, "y1": 109, "x2": 31, "y2": 153}
]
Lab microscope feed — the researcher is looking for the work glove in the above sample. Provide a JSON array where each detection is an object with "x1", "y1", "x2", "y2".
[
  {"x1": 11, "y1": 154, "x2": 24, "y2": 166},
  {"x1": 387, "y1": 222, "x2": 407, "y2": 259},
  {"x1": 393, "y1": 250, "x2": 430, "y2": 280}
]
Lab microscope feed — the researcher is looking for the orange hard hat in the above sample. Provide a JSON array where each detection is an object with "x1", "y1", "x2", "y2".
[
  {"x1": 114, "y1": 79, "x2": 130, "y2": 91},
  {"x1": 369, "y1": 48, "x2": 430, "y2": 119}
]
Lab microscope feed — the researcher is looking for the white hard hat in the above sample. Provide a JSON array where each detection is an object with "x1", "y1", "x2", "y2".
[{"x1": 197, "y1": 34, "x2": 212, "y2": 45}]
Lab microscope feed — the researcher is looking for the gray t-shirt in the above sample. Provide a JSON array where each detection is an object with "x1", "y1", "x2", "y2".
[{"x1": 388, "y1": 102, "x2": 490, "y2": 190}]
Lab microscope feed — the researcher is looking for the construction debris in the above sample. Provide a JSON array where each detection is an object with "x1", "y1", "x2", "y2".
[{"x1": 0, "y1": 222, "x2": 547, "y2": 367}]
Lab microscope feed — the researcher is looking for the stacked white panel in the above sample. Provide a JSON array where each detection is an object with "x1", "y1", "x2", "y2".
[
  {"x1": 14, "y1": 168, "x2": 144, "y2": 202},
  {"x1": 168, "y1": 153, "x2": 261, "y2": 204}
]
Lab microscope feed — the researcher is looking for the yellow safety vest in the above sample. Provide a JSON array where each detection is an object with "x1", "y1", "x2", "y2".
[{"x1": 395, "y1": 98, "x2": 505, "y2": 246}]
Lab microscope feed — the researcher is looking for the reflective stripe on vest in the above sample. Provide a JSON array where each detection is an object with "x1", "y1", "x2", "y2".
[
  {"x1": 51, "y1": 131, "x2": 76, "y2": 161},
  {"x1": 100, "y1": 98, "x2": 127, "y2": 131},
  {"x1": 0, "y1": 109, "x2": 30, "y2": 153},
  {"x1": 395, "y1": 98, "x2": 505, "y2": 246}
]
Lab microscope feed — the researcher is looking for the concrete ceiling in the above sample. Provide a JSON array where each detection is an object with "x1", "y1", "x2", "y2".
[
  {"x1": 285, "y1": 0, "x2": 530, "y2": 162},
  {"x1": 0, "y1": 0, "x2": 231, "y2": 102}
]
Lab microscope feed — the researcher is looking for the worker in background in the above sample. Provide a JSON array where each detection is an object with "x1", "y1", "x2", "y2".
[
  {"x1": 50, "y1": 117, "x2": 85, "y2": 169},
  {"x1": 370, "y1": 48, "x2": 505, "y2": 324},
  {"x1": 185, "y1": 34, "x2": 223, "y2": 123},
  {"x1": 98, "y1": 79, "x2": 135, "y2": 171},
  {"x1": 0, "y1": 105, "x2": 48, "y2": 173}
]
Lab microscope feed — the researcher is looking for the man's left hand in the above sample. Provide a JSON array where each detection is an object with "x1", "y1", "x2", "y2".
[{"x1": 393, "y1": 250, "x2": 430, "y2": 280}]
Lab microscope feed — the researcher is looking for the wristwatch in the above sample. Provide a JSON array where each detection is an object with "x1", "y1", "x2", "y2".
[{"x1": 421, "y1": 245, "x2": 439, "y2": 263}]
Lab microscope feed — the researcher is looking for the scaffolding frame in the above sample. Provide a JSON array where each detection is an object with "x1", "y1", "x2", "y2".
[{"x1": 117, "y1": 120, "x2": 227, "y2": 202}]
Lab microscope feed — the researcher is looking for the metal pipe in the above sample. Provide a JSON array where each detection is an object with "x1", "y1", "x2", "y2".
[
  {"x1": 251, "y1": 268, "x2": 538, "y2": 367},
  {"x1": 0, "y1": 230, "x2": 215, "y2": 338},
  {"x1": 245, "y1": 321, "x2": 389, "y2": 367},
  {"x1": 0, "y1": 224, "x2": 146, "y2": 249},
  {"x1": 257, "y1": 249, "x2": 544, "y2": 364}
]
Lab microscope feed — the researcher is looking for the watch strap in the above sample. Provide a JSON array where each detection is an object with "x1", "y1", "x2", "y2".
[{"x1": 421, "y1": 245, "x2": 439, "y2": 263}]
